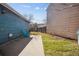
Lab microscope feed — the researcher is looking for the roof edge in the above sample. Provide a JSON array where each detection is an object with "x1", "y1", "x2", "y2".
[{"x1": 0, "y1": 3, "x2": 30, "y2": 23}]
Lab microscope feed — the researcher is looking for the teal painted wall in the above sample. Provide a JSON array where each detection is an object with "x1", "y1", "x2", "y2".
[{"x1": 0, "y1": 6, "x2": 29, "y2": 44}]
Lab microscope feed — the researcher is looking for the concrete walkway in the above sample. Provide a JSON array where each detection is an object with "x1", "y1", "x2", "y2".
[{"x1": 19, "y1": 35, "x2": 44, "y2": 56}]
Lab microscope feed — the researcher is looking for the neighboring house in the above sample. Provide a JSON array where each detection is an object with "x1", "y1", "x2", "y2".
[
  {"x1": 37, "y1": 24, "x2": 46, "y2": 33},
  {"x1": 47, "y1": 3, "x2": 79, "y2": 39},
  {"x1": 0, "y1": 3, "x2": 30, "y2": 44},
  {"x1": 30, "y1": 23, "x2": 46, "y2": 33}
]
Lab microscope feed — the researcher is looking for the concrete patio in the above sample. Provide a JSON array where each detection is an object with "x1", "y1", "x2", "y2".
[
  {"x1": 0, "y1": 36, "x2": 32, "y2": 56},
  {"x1": 19, "y1": 35, "x2": 44, "y2": 56}
]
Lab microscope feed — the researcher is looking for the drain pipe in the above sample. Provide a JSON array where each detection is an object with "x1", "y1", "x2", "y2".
[{"x1": 77, "y1": 31, "x2": 79, "y2": 45}]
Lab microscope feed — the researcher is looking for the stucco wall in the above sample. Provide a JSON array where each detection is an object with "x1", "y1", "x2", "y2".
[
  {"x1": 47, "y1": 3, "x2": 79, "y2": 39},
  {"x1": 0, "y1": 6, "x2": 29, "y2": 44}
]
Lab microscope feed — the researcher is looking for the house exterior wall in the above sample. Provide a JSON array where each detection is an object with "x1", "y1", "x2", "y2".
[
  {"x1": 0, "y1": 5, "x2": 30, "y2": 44},
  {"x1": 47, "y1": 3, "x2": 79, "y2": 39}
]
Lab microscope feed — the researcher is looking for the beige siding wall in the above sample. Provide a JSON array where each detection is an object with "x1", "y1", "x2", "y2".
[{"x1": 47, "y1": 3, "x2": 79, "y2": 39}]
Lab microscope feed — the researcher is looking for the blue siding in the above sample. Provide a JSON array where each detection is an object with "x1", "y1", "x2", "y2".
[{"x1": 0, "y1": 9, "x2": 29, "y2": 44}]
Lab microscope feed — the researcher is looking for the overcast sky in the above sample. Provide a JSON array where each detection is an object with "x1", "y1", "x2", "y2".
[{"x1": 8, "y1": 3, "x2": 48, "y2": 24}]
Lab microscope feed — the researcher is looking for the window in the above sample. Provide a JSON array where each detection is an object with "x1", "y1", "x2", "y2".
[{"x1": 0, "y1": 7, "x2": 6, "y2": 14}]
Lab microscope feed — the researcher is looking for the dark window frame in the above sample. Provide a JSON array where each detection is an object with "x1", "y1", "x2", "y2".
[{"x1": 0, "y1": 6, "x2": 6, "y2": 14}]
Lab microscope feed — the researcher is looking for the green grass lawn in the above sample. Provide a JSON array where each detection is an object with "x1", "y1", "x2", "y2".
[{"x1": 30, "y1": 32, "x2": 79, "y2": 56}]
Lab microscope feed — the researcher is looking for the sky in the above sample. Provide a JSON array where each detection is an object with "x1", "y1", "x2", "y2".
[{"x1": 8, "y1": 3, "x2": 48, "y2": 24}]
